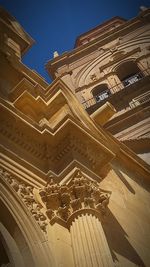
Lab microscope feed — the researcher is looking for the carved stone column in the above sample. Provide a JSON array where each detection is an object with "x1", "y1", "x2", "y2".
[
  {"x1": 70, "y1": 214, "x2": 113, "y2": 267},
  {"x1": 38, "y1": 169, "x2": 114, "y2": 267}
]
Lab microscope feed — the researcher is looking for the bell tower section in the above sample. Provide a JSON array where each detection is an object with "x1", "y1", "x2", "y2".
[{"x1": 46, "y1": 8, "x2": 150, "y2": 165}]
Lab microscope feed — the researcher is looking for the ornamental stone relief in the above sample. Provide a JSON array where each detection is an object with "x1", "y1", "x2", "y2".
[
  {"x1": 0, "y1": 168, "x2": 111, "y2": 232},
  {"x1": 0, "y1": 168, "x2": 48, "y2": 233},
  {"x1": 90, "y1": 73, "x2": 98, "y2": 82},
  {"x1": 38, "y1": 169, "x2": 111, "y2": 227}
]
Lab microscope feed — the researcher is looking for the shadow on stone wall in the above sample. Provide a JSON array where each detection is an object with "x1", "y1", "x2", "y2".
[
  {"x1": 113, "y1": 167, "x2": 135, "y2": 194},
  {"x1": 113, "y1": 161, "x2": 150, "y2": 193},
  {"x1": 102, "y1": 210, "x2": 146, "y2": 266}
]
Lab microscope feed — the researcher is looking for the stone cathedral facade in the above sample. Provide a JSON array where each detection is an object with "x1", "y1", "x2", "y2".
[{"x1": 0, "y1": 6, "x2": 150, "y2": 267}]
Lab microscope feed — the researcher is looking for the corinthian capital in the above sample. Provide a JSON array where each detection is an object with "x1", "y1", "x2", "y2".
[{"x1": 38, "y1": 169, "x2": 111, "y2": 228}]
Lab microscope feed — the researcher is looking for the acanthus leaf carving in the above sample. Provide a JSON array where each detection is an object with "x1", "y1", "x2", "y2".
[
  {"x1": 1, "y1": 167, "x2": 111, "y2": 231},
  {"x1": 0, "y1": 168, "x2": 48, "y2": 233},
  {"x1": 38, "y1": 169, "x2": 111, "y2": 227}
]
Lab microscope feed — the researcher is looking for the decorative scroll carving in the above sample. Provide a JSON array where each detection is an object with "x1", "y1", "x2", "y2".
[
  {"x1": 39, "y1": 169, "x2": 111, "y2": 226},
  {"x1": 0, "y1": 168, "x2": 48, "y2": 233},
  {"x1": 90, "y1": 74, "x2": 98, "y2": 82}
]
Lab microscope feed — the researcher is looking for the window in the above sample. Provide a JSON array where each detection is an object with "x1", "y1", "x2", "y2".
[
  {"x1": 122, "y1": 73, "x2": 143, "y2": 87},
  {"x1": 116, "y1": 61, "x2": 143, "y2": 87},
  {"x1": 92, "y1": 84, "x2": 111, "y2": 103}
]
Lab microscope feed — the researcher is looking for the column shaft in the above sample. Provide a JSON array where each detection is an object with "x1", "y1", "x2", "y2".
[{"x1": 70, "y1": 214, "x2": 114, "y2": 267}]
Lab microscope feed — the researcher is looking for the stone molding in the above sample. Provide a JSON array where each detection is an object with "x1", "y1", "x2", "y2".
[
  {"x1": 0, "y1": 168, "x2": 54, "y2": 267},
  {"x1": 0, "y1": 107, "x2": 114, "y2": 175},
  {"x1": 0, "y1": 117, "x2": 45, "y2": 160},
  {"x1": 0, "y1": 168, "x2": 48, "y2": 233}
]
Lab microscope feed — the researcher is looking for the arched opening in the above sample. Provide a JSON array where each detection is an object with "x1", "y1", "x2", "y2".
[
  {"x1": 0, "y1": 232, "x2": 10, "y2": 266},
  {"x1": 0, "y1": 176, "x2": 53, "y2": 267},
  {"x1": 0, "y1": 199, "x2": 32, "y2": 267},
  {"x1": 92, "y1": 84, "x2": 111, "y2": 103},
  {"x1": 116, "y1": 61, "x2": 143, "y2": 87}
]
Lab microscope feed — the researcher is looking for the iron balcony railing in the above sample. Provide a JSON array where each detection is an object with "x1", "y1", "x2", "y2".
[
  {"x1": 81, "y1": 68, "x2": 150, "y2": 109},
  {"x1": 129, "y1": 90, "x2": 150, "y2": 108}
]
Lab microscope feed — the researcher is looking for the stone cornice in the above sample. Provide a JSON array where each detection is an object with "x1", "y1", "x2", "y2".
[
  {"x1": 1, "y1": 77, "x2": 150, "y2": 179},
  {"x1": 8, "y1": 78, "x2": 118, "y2": 150},
  {"x1": 5, "y1": 54, "x2": 48, "y2": 88},
  {"x1": 1, "y1": 95, "x2": 116, "y2": 177},
  {"x1": 74, "y1": 17, "x2": 126, "y2": 47},
  {"x1": 0, "y1": 7, "x2": 35, "y2": 56}
]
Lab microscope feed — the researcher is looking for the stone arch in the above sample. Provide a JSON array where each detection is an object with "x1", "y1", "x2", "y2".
[
  {"x1": 0, "y1": 174, "x2": 53, "y2": 267},
  {"x1": 74, "y1": 52, "x2": 110, "y2": 88},
  {"x1": 75, "y1": 33, "x2": 150, "y2": 88},
  {"x1": 114, "y1": 60, "x2": 143, "y2": 86}
]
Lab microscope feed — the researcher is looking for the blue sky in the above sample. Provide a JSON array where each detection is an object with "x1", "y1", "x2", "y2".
[{"x1": 0, "y1": 0, "x2": 150, "y2": 82}]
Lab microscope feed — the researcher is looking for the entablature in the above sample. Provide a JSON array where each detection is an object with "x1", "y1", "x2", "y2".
[{"x1": 0, "y1": 94, "x2": 115, "y2": 176}]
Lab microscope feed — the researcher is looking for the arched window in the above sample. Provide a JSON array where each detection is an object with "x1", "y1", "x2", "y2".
[
  {"x1": 116, "y1": 61, "x2": 143, "y2": 87},
  {"x1": 92, "y1": 84, "x2": 111, "y2": 102}
]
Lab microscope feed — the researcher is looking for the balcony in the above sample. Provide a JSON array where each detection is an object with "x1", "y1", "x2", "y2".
[
  {"x1": 129, "y1": 91, "x2": 150, "y2": 108},
  {"x1": 122, "y1": 72, "x2": 143, "y2": 87},
  {"x1": 81, "y1": 68, "x2": 150, "y2": 112},
  {"x1": 94, "y1": 89, "x2": 111, "y2": 102}
]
